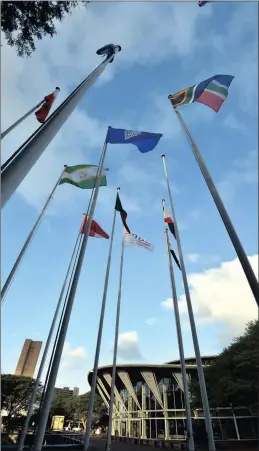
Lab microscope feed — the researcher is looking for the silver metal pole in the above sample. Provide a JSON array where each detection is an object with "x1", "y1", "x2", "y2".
[
  {"x1": 174, "y1": 108, "x2": 259, "y2": 307},
  {"x1": 105, "y1": 234, "x2": 125, "y2": 451},
  {"x1": 17, "y1": 226, "x2": 82, "y2": 451},
  {"x1": 33, "y1": 139, "x2": 108, "y2": 451},
  {"x1": 161, "y1": 154, "x2": 216, "y2": 451},
  {"x1": 1, "y1": 167, "x2": 66, "y2": 302},
  {"x1": 1, "y1": 100, "x2": 43, "y2": 140},
  {"x1": 231, "y1": 404, "x2": 240, "y2": 440},
  {"x1": 163, "y1": 221, "x2": 195, "y2": 451},
  {"x1": 84, "y1": 189, "x2": 119, "y2": 451},
  {"x1": 1, "y1": 48, "x2": 120, "y2": 208}
]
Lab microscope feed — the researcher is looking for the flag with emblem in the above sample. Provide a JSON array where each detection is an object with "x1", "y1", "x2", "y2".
[
  {"x1": 59, "y1": 164, "x2": 108, "y2": 189},
  {"x1": 123, "y1": 229, "x2": 154, "y2": 252},
  {"x1": 169, "y1": 243, "x2": 181, "y2": 270},
  {"x1": 106, "y1": 126, "x2": 163, "y2": 153},
  {"x1": 35, "y1": 87, "x2": 60, "y2": 123},
  {"x1": 168, "y1": 74, "x2": 234, "y2": 113},
  {"x1": 80, "y1": 214, "x2": 109, "y2": 239},
  {"x1": 115, "y1": 192, "x2": 130, "y2": 234}
]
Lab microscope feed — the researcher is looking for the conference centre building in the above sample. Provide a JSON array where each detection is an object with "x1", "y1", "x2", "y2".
[{"x1": 88, "y1": 356, "x2": 257, "y2": 446}]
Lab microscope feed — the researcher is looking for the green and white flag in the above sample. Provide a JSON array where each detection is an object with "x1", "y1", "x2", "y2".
[{"x1": 59, "y1": 165, "x2": 108, "y2": 189}]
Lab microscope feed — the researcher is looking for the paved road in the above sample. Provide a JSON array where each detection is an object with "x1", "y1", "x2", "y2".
[
  {"x1": 88, "y1": 438, "x2": 257, "y2": 451},
  {"x1": 89, "y1": 439, "x2": 153, "y2": 451}
]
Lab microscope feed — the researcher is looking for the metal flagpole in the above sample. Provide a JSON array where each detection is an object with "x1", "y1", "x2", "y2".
[
  {"x1": 1, "y1": 100, "x2": 43, "y2": 140},
  {"x1": 17, "y1": 224, "x2": 82, "y2": 451},
  {"x1": 1, "y1": 166, "x2": 66, "y2": 303},
  {"x1": 33, "y1": 137, "x2": 108, "y2": 451},
  {"x1": 161, "y1": 154, "x2": 216, "y2": 451},
  {"x1": 162, "y1": 203, "x2": 195, "y2": 451},
  {"x1": 33, "y1": 177, "x2": 98, "y2": 433},
  {"x1": 1, "y1": 46, "x2": 121, "y2": 209},
  {"x1": 105, "y1": 231, "x2": 125, "y2": 451},
  {"x1": 174, "y1": 108, "x2": 259, "y2": 307},
  {"x1": 84, "y1": 188, "x2": 119, "y2": 451}
]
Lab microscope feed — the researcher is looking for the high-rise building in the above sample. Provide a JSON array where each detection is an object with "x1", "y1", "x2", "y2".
[
  {"x1": 15, "y1": 339, "x2": 42, "y2": 378},
  {"x1": 54, "y1": 386, "x2": 80, "y2": 397}
]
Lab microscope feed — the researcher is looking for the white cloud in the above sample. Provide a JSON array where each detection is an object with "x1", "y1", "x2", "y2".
[
  {"x1": 161, "y1": 298, "x2": 176, "y2": 311},
  {"x1": 186, "y1": 253, "x2": 221, "y2": 265},
  {"x1": 53, "y1": 342, "x2": 88, "y2": 393},
  {"x1": 165, "y1": 255, "x2": 258, "y2": 341},
  {"x1": 144, "y1": 317, "x2": 159, "y2": 326},
  {"x1": 117, "y1": 331, "x2": 143, "y2": 360},
  {"x1": 63, "y1": 341, "x2": 87, "y2": 360},
  {"x1": 0, "y1": 2, "x2": 214, "y2": 212},
  {"x1": 223, "y1": 113, "x2": 248, "y2": 134},
  {"x1": 217, "y1": 150, "x2": 258, "y2": 202}
]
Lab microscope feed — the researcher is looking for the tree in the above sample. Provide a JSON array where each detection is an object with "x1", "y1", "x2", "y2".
[
  {"x1": 48, "y1": 391, "x2": 108, "y2": 431},
  {"x1": 1, "y1": 374, "x2": 42, "y2": 430},
  {"x1": 1, "y1": 1, "x2": 89, "y2": 57},
  {"x1": 190, "y1": 320, "x2": 259, "y2": 408},
  {"x1": 49, "y1": 393, "x2": 71, "y2": 417}
]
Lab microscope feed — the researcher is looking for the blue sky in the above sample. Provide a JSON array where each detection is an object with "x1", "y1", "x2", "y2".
[{"x1": 1, "y1": 1, "x2": 258, "y2": 393}]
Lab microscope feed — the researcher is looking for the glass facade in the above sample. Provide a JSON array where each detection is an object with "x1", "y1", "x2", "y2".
[{"x1": 92, "y1": 362, "x2": 258, "y2": 444}]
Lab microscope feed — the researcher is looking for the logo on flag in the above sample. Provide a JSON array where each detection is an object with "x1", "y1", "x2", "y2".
[
  {"x1": 123, "y1": 230, "x2": 154, "y2": 252},
  {"x1": 79, "y1": 169, "x2": 87, "y2": 178},
  {"x1": 124, "y1": 130, "x2": 142, "y2": 140}
]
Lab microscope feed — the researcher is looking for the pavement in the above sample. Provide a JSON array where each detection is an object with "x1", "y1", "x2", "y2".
[{"x1": 89, "y1": 440, "x2": 148, "y2": 450}]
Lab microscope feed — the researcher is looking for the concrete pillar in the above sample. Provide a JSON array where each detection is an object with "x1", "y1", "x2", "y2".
[
  {"x1": 142, "y1": 384, "x2": 147, "y2": 439},
  {"x1": 163, "y1": 383, "x2": 170, "y2": 440}
]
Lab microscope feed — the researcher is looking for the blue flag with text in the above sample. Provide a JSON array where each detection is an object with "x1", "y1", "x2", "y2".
[{"x1": 106, "y1": 127, "x2": 163, "y2": 153}]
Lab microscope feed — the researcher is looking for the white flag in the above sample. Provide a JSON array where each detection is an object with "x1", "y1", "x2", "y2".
[{"x1": 123, "y1": 229, "x2": 154, "y2": 252}]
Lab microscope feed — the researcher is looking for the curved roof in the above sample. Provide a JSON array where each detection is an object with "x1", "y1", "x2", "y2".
[
  {"x1": 167, "y1": 355, "x2": 218, "y2": 365},
  {"x1": 87, "y1": 355, "x2": 217, "y2": 388}
]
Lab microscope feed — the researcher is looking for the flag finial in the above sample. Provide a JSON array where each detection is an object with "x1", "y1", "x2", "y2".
[
  {"x1": 161, "y1": 154, "x2": 165, "y2": 158},
  {"x1": 117, "y1": 187, "x2": 120, "y2": 191}
]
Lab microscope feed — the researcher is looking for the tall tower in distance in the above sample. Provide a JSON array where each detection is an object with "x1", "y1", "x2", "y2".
[{"x1": 15, "y1": 339, "x2": 42, "y2": 378}]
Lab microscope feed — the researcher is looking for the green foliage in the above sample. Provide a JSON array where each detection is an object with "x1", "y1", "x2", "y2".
[
  {"x1": 50, "y1": 391, "x2": 108, "y2": 431},
  {"x1": 1, "y1": 374, "x2": 42, "y2": 429},
  {"x1": 190, "y1": 320, "x2": 259, "y2": 407},
  {"x1": 1, "y1": 1, "x2": 89, "y2": 57}
]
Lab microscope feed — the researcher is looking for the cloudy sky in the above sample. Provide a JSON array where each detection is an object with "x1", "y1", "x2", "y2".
[{"x1": 1, "y1": 1, "x2": 258, "y2": 394}]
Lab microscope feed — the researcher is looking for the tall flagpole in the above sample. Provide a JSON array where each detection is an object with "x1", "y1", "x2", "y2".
[
  {"x1": 33, "y1": 136, "x2": 108, "y2": 451},
  {"x1": 1, "y1": 166, "x2": 66, "y2": 302},
  {"x1": 84, "y1": 188, "x2": 119, "y2": 451},
  {"x1": 174, "y1": 108, "x2": 259, "y2": 307},
  {"x1": 105, "y1": 231, "x2": 125, "y2": 451},
  {"x1": 1, "y1": 46, "x2": 121, "y2": 209},
  {"x1": 161, "y1": 154, "x2": 216, "y2": 451},
  {"x1": 162, "y1": 202, "x2": 195, "y2": 451},
  {"x1": 17, "y1": 225, "x2": 82, "y2": 451},
  {"x1": 1, "y1": 100, "x2": 43, "y2": 140}
]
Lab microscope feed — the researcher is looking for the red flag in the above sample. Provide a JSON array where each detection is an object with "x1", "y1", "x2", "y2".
[
  {"x1": 35, "y1": 87, "x2": 60, "y2": 123},
  {"x1": 80, "y1": 214, "x2": 109, "y2": 239}
]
